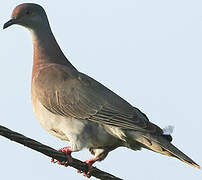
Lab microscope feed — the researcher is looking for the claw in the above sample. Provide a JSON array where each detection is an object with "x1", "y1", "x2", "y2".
[
  {"x1": 77, "y1": 156, "x2": 100, "y2": 178},
  {"x1": 82, "y1": 159, "x2": 94, "y2": 177},
  {"x1": 51, "y1": 146, "x2": 72, "y2": 165}
]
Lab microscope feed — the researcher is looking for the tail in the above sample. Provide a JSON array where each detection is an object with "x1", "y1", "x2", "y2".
[{"x1": 129, "y1": 132, "x2": 200, "y2": 169}]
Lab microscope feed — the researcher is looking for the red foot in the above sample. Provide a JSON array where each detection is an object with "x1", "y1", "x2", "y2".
[
  {"x1": 77, "y1": 156, "x2": 100, "y2": 178},
  {"x1": 51, "y1": 146, "x2": 72, "y2": 165}
]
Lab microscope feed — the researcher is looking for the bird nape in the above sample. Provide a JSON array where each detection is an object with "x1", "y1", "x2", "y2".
[{"x1": 3, "y1": 2, "x2": 200, "y2": 178}]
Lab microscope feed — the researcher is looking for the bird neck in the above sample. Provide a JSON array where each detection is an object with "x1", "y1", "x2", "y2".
[{"x1": 31, "y1": 24, "x2": 76, "y2": 76}]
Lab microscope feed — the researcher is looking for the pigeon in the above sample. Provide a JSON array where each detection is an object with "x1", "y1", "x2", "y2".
[{"x1": 3, "y1": 3, "x2": 200, "y2": 177}]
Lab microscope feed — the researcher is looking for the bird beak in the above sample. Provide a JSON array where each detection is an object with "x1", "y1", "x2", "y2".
[{"x1": 3, "y1": 19, "x2": 17, "y2": 29}]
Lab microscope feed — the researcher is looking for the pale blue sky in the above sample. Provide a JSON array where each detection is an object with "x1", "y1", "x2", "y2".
[{"x1": 0, "y1": 0, "x2": 202, "y2": 179}]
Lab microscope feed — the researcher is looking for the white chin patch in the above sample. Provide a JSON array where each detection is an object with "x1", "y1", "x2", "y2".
[{"x1": 163, "y1": 125, "x2": 174, "y2": 135}]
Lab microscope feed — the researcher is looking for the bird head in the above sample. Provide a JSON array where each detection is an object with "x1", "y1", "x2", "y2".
[{"x1": 3, "y1": 3, "x2": 48, "y2": 30}]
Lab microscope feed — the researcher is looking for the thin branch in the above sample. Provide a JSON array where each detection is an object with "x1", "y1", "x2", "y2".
[{"x1": 0, "y1": 125, "x2": 123, "y2": 180}]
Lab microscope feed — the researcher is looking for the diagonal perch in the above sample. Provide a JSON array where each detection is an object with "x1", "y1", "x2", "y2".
[{"x1": 0, "y1": 125, "x2": 123, "y2": 180}]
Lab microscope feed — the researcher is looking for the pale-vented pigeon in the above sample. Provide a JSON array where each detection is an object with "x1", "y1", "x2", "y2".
[{"x1": 3, "y1": 3, "x2": 200, "y2": 177}]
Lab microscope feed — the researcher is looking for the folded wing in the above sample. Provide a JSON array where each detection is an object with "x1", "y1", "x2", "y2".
[{"x1": 33, "y1": 64, "x2": 163, "y2": 135}]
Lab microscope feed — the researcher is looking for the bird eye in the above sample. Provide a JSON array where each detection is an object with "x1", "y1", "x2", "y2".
[{"x1": 25, "y1": 10, "x2": 32, "y2": 15}]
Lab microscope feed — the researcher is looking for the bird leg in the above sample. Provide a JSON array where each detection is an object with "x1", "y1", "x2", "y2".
[
  {"x1": 51, "y1": 146, "x2": 72, "y2": 165},
  {"x1": 77, "y1": 152, "x2": 106, "y2": 178}
]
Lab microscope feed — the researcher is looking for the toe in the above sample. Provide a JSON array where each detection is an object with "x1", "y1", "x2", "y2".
[
  {"x1": 77, "y1": 169, "x2": 82, "y2": 173},
  {"x1": 83, "y1": 172, "x2": 91, "y2": 178},
  {"x1": 51, "y1": 158, "x2": 55, "y2": 163}
]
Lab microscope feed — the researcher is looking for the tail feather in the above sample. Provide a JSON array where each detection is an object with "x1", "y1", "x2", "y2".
[{"x1": 132, "y1": 132, "x2": 200, "y2": 169}]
